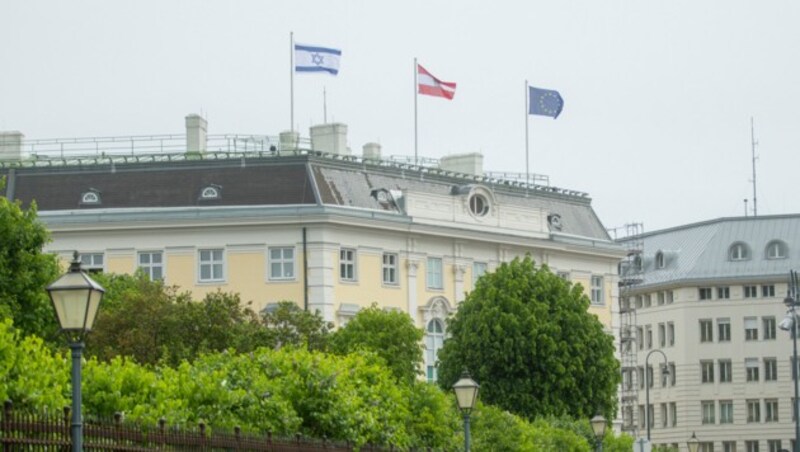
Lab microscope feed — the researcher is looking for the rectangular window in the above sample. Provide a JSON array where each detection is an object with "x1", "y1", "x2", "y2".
[
  {"x1": 645, "y1": 325, "x2": 653, "y2": 349},
  {"x1": 426, "y1": 257, "x2": 443, "y2": 289},
  {"x1": 382, "y1": 253, "x2": 398, "y2": 285},
  {"x1": 700, "y1": 319, "x2": 713, "y2": 342},
  {"x1": 747, "y1": 399, "x2": 761, "y2": 422},
  {"x1": 723, "y1": 441, "x2": 737, "y2": 452},
  {"x1": 638, "y1": 366, "x2": 645, "y2": 389},
  {"x1": 661, "y1": 364, "x2": 669, "y2": 387},
  {"x1": 717, "y1": 286, "x2": 730, "y2": 299},
  {"x1": 657, "y1": 292, "x2": 665, "y2": 305},
  {"x1": 744, "y1": 285, "x2": 758, "y2": 298},
  {"x1": 745, "y1": 317, "x2": 758, "y2": 340},
  {"x1": 670, "y1": 402, "x2": 677, "y2": 426},
  {"x1": 660, "y1": 403, "x2": 667, "y2": 427},
  {"x1": 767, "y1": 440, "x2": 781, "y2": 452},
  {"x1": 473, "y1": 262, "x2": 488, "y2": 285},
  {"x1": 80, "y1": 252, "x2": 104, "y2": 273},
  {"x1": 635, "y1": 295, "x2": 643, "y2": 309},
  {"x1": 719, "y1": 359, "x2": 732, "y2": 383},
  {"x1": 643, "y1": 293, "x2": 651, "y2": 307},
  {"x1": 762, "y1": 285, "x2": 775, "y2": 297},
  {"x1": 746, "y1": 358, "x2": 760, "y2": 382},
  {"x1": 637, "y1": 327, "x2": 644, "y2": 350},
  {"x1": 764, "y1": 358, "x2": 778, "y2": 381},
  {"x1": 269, "y1": 247, "x2": 295, "y2": 280},
  {"x1": 591, "y1": 276, "x2": 604, "y2": 305},
  {"x1": 669, "y1": 362, "x2": 676, "y2": 386},
  {"x1": 667, "y1": 322, "x2": 675, "y2": 346},
  {"x1": 700, "y1": 443, "x2": 715, "y2": 452},
  {"x1": 701, "y1": 400, "x2": 715, "y2": 424},
  {"x1": 638, "y1": 405, "x2": 645, "y2": 428},
  {"x1": 699, "y1": 287, "x2": 713, "y2": 300},
  {"x1": 745, "y1": 440, "x2": 760, "y2": 452},
  {"x1": 720, "y1": 400, "x2": 734, "y2": 424},
  {"x1": 340, "y1": 248, "x2": 357, "y2": 281},
  {"x1": 137, "y1": 251, "x2": 163, "y2": 280},
  {"x1": 647, "y1": 365, "x2": 654, "y2": 388},
  {"x1": 658, "y1": 323, "x2": 666, "y2": 347},
  {"x1": 718, "y1": 318, "x2": 731, "y2": 342},
  {"x1": 765, "y1": 399, "x2": 779, "y2": 422},
  {"x1": 666, "y1": 290, "x2": 674, "y2": 304},
  {"x1": 763, "y1": 316, "x2": 776, "y2": 340},
  {"x1": 701, "y1": 360, "x2": 715, "y2": 383},
  {"x1": 198, "y1": 249, "x2": 224, "y2": 282}
]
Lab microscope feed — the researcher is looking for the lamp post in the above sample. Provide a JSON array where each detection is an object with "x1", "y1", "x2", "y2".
[
  {"x1": 644, "y1": 349, "x2": 669, "y2": 442},
  {"x1": 780, "y1": 269, "x2": 800, "y2": 452},
  {"x1": 687, "y1": 432, "x2": 699, "y2": 452},
  {"x1": 452, "y1": 371, "x2": 480, "y2": 452},
  {"x1": 46, "y1": 252, "x2": 105, "y2": 452},
  {"x1": 590, "y1": 413, "x2": 607, "y2": 452}
]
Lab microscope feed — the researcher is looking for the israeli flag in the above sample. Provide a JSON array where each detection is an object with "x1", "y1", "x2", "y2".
[{"x1": 294, "y1": 43, "x2": 341, "y2": 75}]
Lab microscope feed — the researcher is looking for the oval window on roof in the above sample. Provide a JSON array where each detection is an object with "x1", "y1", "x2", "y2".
[
  {"x1": 468, "y1": 193, "x2": 489, "y2": 217},
  {"x1": 81, "y1": 191, "x2": 100, "y2": 204},
  {"x1": 655, "y1": 251, "x2": 665, "y2": 269},
  {"x1": 766, "y1": 240, "x2": 788, "y2": 260},
  {"x1": 729, "y1": 242, "x2": 751, "y2": 261}
]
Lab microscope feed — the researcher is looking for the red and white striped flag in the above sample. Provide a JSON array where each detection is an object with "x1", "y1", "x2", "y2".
[{"x1": 417, "y1": 64, "x2": 456, "y2": 100}]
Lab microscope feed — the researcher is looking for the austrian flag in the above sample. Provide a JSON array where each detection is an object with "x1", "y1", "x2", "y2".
[{"x1": 417, "y1": 64, "x2": 456, "y2": 100}]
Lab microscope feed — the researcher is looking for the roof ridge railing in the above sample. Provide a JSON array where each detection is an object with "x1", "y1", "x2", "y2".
[{"x1": 1, "y1": 141, "x2": 588, "y2": 198}]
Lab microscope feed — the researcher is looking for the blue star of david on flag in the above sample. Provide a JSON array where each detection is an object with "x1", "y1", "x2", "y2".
[
  {"x1": 295, "y1": 43, "x2": 342, "y2": 75},
  {"x1": 528, "y1": 86, "x2": 564, "y2": 119}
]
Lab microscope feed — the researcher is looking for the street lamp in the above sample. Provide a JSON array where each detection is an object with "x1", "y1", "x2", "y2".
[
  {"x1": 46, "y1": 252, "x2": 105, "y2": 452},
  {"x1": 644, "y1": 349, "x2": 670, "y2": 442},
  {"x1": 590, "y1": 413, "x2": 607, "y2": 452},
  {"x1": 780, "y1": 269, "x2": 800, "y2": 452},
  {"x1": 452, "y1": 371, "x2": 480, "y2": 452},
  {"x1": 687, "y1": 432, "x2": 699, "y2": 452}
]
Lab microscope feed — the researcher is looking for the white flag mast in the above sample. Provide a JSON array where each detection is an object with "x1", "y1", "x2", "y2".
[
  {"x1": 525, "y1": 79, "x2": 530, "y2": 190},
  {"x1": 414, "y1": 57, "x2": 419, "y2": 165},
  {"x1": 289, "y1": 31, "x2": 295, "y2": 133}
]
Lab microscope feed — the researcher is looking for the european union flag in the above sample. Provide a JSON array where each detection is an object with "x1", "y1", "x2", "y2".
[{"x1": 529, "y1": 86, "x2": 564, "y2": 119}]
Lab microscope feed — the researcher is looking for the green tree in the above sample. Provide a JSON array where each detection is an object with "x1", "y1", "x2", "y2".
[
  {"x1": 329, "y1": 303, "x2": 423, "y2": 384},
  {"x1": 0, "y1": 189, "x2": 60, "y2": 340},
  {"x1": 260, "y1": 300, "x2": 331, "y2": 351},
  {"x1": 437, "y1": 256, "x2": 620, "y2": 420}
]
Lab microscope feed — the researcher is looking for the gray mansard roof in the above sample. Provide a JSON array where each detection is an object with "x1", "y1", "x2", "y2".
[
  {"x1": 2, "y1": 152, "x2": 612, "y2": 242},
  {"x1": 619, "y1": 214, "x2": 800, "y2": 287}
]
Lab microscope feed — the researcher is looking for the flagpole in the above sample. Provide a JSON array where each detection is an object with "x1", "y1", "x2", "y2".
[
  {"x1": 290, "y1": 31, "x2": 295, "y2": 133},
  {"x1": 525, "y1": 79, "x2": 530, "y2": 191},
  {"x1": 323, "y1": 86, "x2": 328, "y2": 123},
  {"x1": 414, "y1": 57, "x2": 419, "y2": 166}
]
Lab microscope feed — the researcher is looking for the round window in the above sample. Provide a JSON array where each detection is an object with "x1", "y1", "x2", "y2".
[{"x1": 469, "y1": 194, "x2": 489, "y2": 217}]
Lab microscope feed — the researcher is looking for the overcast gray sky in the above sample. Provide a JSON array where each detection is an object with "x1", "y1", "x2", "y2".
[{"x1": 2, "y1": 1, "x2": 799, "y2": 233}]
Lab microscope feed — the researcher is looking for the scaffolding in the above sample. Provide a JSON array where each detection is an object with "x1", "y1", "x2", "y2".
[{"x1": 610, "y1": 222, "x2": 644, "y2": 436}]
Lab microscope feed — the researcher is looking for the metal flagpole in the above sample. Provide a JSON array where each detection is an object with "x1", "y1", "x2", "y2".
[
  {"x1": 414, "y1": 57, "x2": 419, "y2": 166},
  {"x1": 323, "y1": 87, "x2": 328, "y2": 123},
  {"x1": 525, "y1": 80, "x2": 530, "y2": 191},
  {"x1": 290, "y1": 31, "x2": 295, "y2": 133}
]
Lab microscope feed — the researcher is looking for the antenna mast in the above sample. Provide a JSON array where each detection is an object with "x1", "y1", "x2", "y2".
[{"x1": 751, "y1": 117, "x2": 758, "y2": 216}]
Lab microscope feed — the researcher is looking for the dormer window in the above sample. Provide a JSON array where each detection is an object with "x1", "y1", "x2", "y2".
[
  {"x1": 469, "y1": 194, "x2": 489, "y2": 217},
  {"x1": 200, "y1": 185, "x2": 221, "y2": 200},
  {"x1": 80, "y1": 189, "x2": 101, "y2": 205},
  {"x1": 766, "y1": 240, "x2": 788, "y2": 260},
  {"x1": 729, "y1": 242, "x2": 751, "y2": 261},
  {"x1": 655, "y1": 251, "x2": 665, "y2": 269}
]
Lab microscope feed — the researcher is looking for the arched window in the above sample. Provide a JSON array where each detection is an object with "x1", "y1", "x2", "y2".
[
  {"x1": 425, "y1": 319, "x2": 445, "y2": 383},
  {"x1": 655, "y1": 252, "x2": 665, "y2": 269},
  {"x1": 200, "y1": 185, "x2": 221, "y2": 199},
  {"x1": 80, "y1": 190, "x2": 101, "y2": 205},
  {"x1": 766, "y1": 240, "x2": 788, "y2": 260},
  {"x1": 729, "y1": 242, "x2": 751, "y2": 261}
]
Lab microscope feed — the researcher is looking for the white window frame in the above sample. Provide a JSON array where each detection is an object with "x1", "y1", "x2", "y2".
[
  {"x1": 382, "y1": 252, "x2": 398, "y2": 285},
  {"x1": 700, "y1": 319, "x2": 713, "y2": 343},
  {"x1": 747, "y1": 399, "x2": 761, "y2": 423},
  {"x1": 425, "y1": 318, "x2": 445, "y2": 382},
  {"x1": 701, "y1": 361, "x2": 714, "y2": 383},
  {"x1": 473, "y1": 262, "x2": 488, "y2": 286},
  {"x1": 701, "y1": 400, "x2": 715, "y2": 424},
  {"x1": 720, "y1": 400, "x2": 734, "y2": 424},
  {"x1": 762, "y1": 284, "x2": 776, "y2": 297},
  {"x1": 198, "y1": 248, "x2": 225, "y2": 282},
  {"x1": 137, "y1": 251, "x2": 164, "y2": 281},
  {"x1": 763, "y1": 316, "x2": 776, "y2": 340},
  {"x1": 746, "y1": 358, "x2": 760, "y2": 382},
  {"x1": 718, "y1": 318, "x2": 731, "y2": 342},
  {"x1": 80, "y1": 252, "x2": 104, "y2": 273},
  {"x1": 426, "y1": 257, "x2": 443, "y2": 290},
  {"x1": 269, "y1": 247, "x2": 296, "y2": 281},
  {"x1": 730, "y1": 242, "x2": 750, "y2": 261},
  {"x1": 744, "y1": 285, "x2": 758, "y2": 298},
  {"x1": 591, "y1": 276, "x2": 604, "y2": 305},
  {"x1": 699, "y1": 287, "x2": 712, "y2": 300},
  {"x1": 765, "y1": 357, "x2": 778, "y2": 381},
  {"x1": 667, "y1": 322, "x2": 675, "y2": 346},
  {"x1": 340, "y1": 248, "x2": 357, "y2": 282},
  {"x1": 765, "y1": 399, "x2": 779, "y2": 422},
  {"x1": 719, "y1": 359, "x2": 732, "y2": 383},
  {"x1": 766, "y1": 240, "x2": 787, "y2": 260},
  {"x1": 745, "y1": 317, "x2": 759, "y2": 341}
]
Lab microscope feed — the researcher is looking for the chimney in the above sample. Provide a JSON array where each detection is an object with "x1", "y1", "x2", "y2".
[
  {"x1": 0, "y1": 132, "x2": 24, "y2": 161},
  {"x1": 310, "y1": 123, "x2": 349, "y2": 155},
  {"x1": 185, "y1": 114, "x2": 207, "y2": 153},
  {"x1": 279, "y1": 130, "x2": 299, "y2": 151},
  {"x1": 362, "y1": 142, "x2": 381, "y2": 160},
  {"x1": 439, "y1": 152, "x2": 484, "y2": 176}
]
